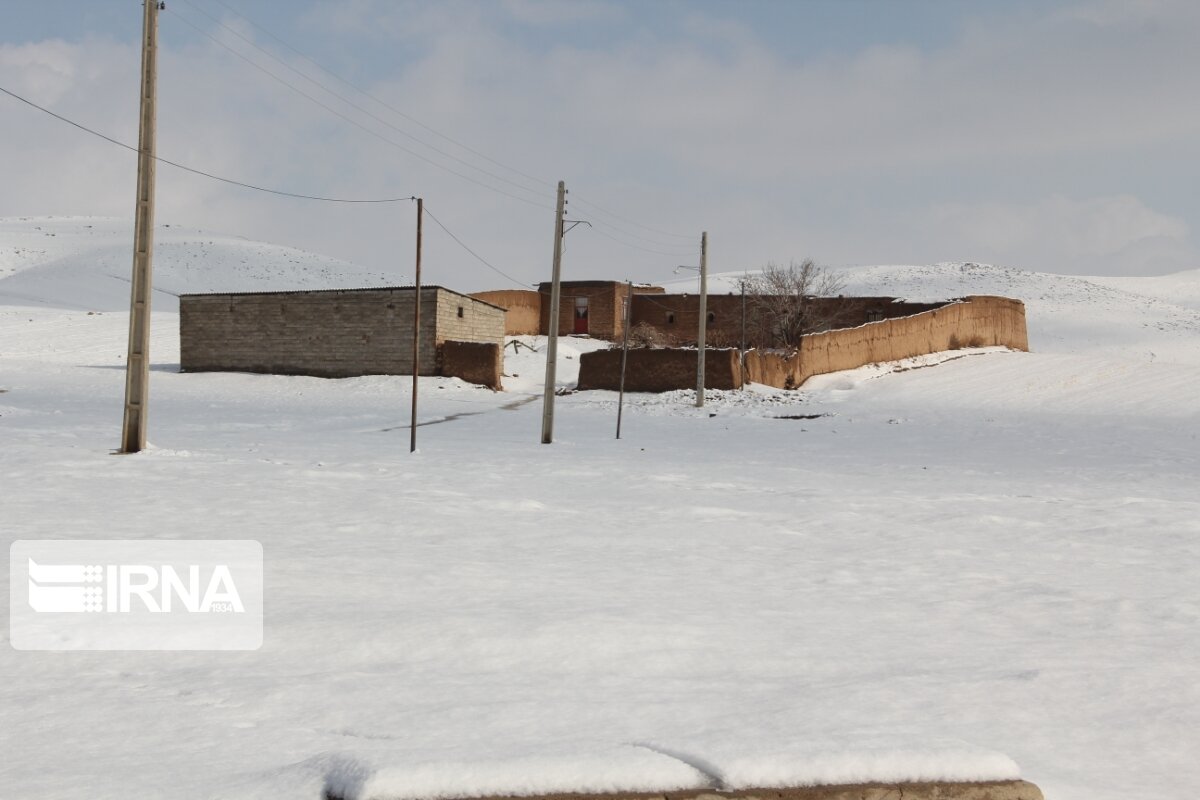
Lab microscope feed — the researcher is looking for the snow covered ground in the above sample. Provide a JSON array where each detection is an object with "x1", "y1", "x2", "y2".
[{"x1": 2, "y1": 218, "x2": 1199, "y2": 800}]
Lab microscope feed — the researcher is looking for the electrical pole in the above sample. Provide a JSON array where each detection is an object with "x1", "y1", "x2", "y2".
[
  {"x1": 119, "y1": 0, "x2": 162, "y2": 454},
  {"x1": 740, "y1": 277, "x2": 747, "y2": 387},
  {"x1": 616, "y1": 280, "x2": 633, "y2": 439},
  {"x1": 541, "y1": 180, "x2": 567, "y2": 444},
  {"x1": 410, "y1": 197, "x2": 423, "y2": 453},
  {"x1": 695, "y1": 231, "x2": 708, "y2": 408}
]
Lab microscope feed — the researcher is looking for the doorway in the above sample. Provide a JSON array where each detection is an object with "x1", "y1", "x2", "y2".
[{"x1": 573, "y1": 296, "x2": 589, "y2": 334}]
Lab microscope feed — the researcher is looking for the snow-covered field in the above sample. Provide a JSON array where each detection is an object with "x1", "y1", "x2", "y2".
[{"x1": 2, "y1": 218, "x2": 1199, "y2": 800}]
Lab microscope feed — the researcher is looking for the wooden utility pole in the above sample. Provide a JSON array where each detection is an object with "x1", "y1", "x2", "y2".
[
  {"x1": 410, "y1": 198, "x2": 423, "y2": 453},
  {"x1": 616, "y1": 280, "x2": 633, "y2": 439},
  {"x1": 119, "y1": 0, "x2": 162, "y2": 454},
  {"x1": 695, "y1": 231, "x2": 708, "y2": 408},
  {"x1": 541, "y1": 180, "x2": 567, "y2": 444}
]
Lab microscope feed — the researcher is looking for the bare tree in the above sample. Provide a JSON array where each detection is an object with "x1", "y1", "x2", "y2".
[{"x1": 745, "y1": 259, "x2": 847, "y2": 349}]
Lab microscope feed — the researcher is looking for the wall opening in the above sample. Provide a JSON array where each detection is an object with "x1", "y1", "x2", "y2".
[{"x1": 574, "y1": 296, "x2": 589, "y2": 334}]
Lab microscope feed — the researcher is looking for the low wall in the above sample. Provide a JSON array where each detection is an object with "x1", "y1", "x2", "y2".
[
  {"x1": 577, "y1": 296, "x2": 1028, "y2": 392},
  {"x1": 442, "y1": 340, "x2": 502, "y2": 390},
  {"x1": 630, "y1": 294, "x2": 948, "y2": 348},
  {"x1": 747, "y1": 295, "x2": 1028, "y2": 387},
  {"x1": 576, "y1": 348, "x2": 740, "y2": 392},
  {"x1": 471, "y1": 289, "x2": 542, "y2": 336}
]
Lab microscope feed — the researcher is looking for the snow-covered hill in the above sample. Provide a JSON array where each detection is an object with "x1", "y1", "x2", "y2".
[
  {"x1": 2, "y1": 220, "x2": 1199, "y2": 800},
  {"x1": 1091, "y1": 268, "x2": 1200, "y2": 311},
  {"x1": 8, "y1": 216, "x2": 1200, "y2": 366},
  {"x1": 0, "y1": 216, "x2": 394, "y2": 311}
]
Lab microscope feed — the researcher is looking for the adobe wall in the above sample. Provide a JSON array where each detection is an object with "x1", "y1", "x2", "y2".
[
  {"x1": 630, "y1": 294, "x2": 948, "y2": 348},
  {"x1": 577, "y1": 296, "x2": 1028, "y2": 392},
  {"x1": 576, "y1": 348, "x2": 741, "y2": 392},
  {"x1": 745, "y1": 295, "x2": 1028, "y2": 387},
  {"x1": 470, "y1": 289, "x2": 541, "y2": 336},
  {"x1": 442, "y1": 341, "x2": 503, "y2": 390}
]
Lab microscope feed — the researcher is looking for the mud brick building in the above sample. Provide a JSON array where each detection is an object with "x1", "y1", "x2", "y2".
[
  {"x1": 472, "y1": 282, "x2": 668, "y2": 339},
  {"x1": 474, "y1": 280, "x2": 949, "y2": 348},
  {"x1": 536, "y1": 281, "x2": 666, "y2": 339}
]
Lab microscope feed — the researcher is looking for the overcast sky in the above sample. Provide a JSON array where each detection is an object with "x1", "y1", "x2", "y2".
[{"x1": 3, "y1": 0, "x2": 1199, "y2": 289}]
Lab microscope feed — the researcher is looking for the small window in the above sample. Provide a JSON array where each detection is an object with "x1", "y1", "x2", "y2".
[
  {"x1": 667, "y1": 313, "x2": 676, "y2": 324},
  {"x1": 866, "y1": 310, "x2": 884, "y2": 322},
  {"x1": 707, "y1": 312, "x2": 715, "y2": 323},
  {"x1": 457, "y1": 306, "x2": 464, "y2": 318}
]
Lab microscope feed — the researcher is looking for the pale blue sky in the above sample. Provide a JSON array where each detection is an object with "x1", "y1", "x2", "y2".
[
  {"x1": 6, "y1": 2, "x2": 1027, "y2": 59},
  {"x1": 2, "y1": 0, "x2": 1198, "y2": 286}
]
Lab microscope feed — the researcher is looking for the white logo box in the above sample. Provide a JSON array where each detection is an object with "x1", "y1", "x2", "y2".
[{"x1": 10, "y1": 540, "x2": 263, "y2": 651}]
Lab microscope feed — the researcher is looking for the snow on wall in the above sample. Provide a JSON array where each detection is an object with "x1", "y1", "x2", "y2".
[{"x1": 577, "y1": 296, "x2": 1028, "y2": 391}]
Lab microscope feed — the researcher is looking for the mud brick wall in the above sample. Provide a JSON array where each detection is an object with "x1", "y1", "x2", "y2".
[
  {"x1": 630, "y1": 294, "x2": 745, "y2": 347},
  {"x1": 578, "y1": 296, "x2": 1029, "y2": 392},
  {"x1": 469, "y1": 290, "x2": 541, "y2": 336},
  {"x1": 576, "y1": 347, "x2": 741, "y2": 392},
  {"x1": 442, "y1": 341, "x2": 503, "y2": 389},
  {"x1": 744, "y1": 295, "x2": 1029, "y2": 387},
  {"x1": 630, "y1": 294, "x2": 949, "y2": 348}
]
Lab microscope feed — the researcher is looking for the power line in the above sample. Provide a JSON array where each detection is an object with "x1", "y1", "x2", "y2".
[
  {"x1": 184, "y1": 0, "x2": 694, "y2": 242},
  {"x1": 175, "y1": 0, "x2": 551, "y2": 200},
  {"x1": 3, "y1": 82, "x2": 687, "y2": 288},
  {"x1": 587, "y1": 226, "x2": 698, "y2": 257},
  {"x1": 585, "y1": 215, "x2": 701, "y2": 250},
  {"x1": 570, "y1": 196, "x2": 694, "y2": 240},
  {"x1": 421, "y1": 203, "x2": 528, "y2": 289},
  {"x1": 207, "y1": 0, "x2": 551, "y2": 193},
  {"x1": 168, "y1": 5, "x2": 555, "y2": 212},
  {"x1": 0, "y1": 84, "x2": 415, "y2": 203}
]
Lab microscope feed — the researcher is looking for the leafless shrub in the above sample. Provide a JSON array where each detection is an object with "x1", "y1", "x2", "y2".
[
  {"x1": 623, "y1": 321, "x2": 676, "y2": 348},
  {"x1": 744, "y1": 259, "x2": 848, "y2": 349}
]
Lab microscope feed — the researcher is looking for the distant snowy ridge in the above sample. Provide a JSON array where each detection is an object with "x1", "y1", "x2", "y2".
[
  {"x1": 5, "y1": 216, "x2": 1200, "y2": 363},
  {"x1": 0, "y1": 216, "x2": 395, "y2": 312}
]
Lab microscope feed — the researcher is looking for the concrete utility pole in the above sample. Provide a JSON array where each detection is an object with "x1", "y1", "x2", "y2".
[
  {"x1": 120, "y1": 0, "x2": 162, "y2": 454},
  {"x1": 410, "y1": 197, "x2": 423, "y2": 454},
  {"x1": 541, "y1": 180, "x2": 567, "y2": 444},
  {"x1": 695, "y1": 231, "x2": 708, "y2": 408},
  {"x1": 740, "y1": 277, "x2": 747, "y2": 386},
  {"x1": 616, "y1": 280, "x2": 633, "y2": 439}
]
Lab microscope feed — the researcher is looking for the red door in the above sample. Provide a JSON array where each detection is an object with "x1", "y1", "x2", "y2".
[{"x1": 573, "y1": 296, "x2": 589, "y2": 334}]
